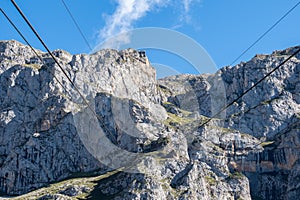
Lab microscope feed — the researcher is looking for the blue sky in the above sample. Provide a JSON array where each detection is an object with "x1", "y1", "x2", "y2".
[{"x1": 1, "y1": 0, "x2": 300, "y2": 77}]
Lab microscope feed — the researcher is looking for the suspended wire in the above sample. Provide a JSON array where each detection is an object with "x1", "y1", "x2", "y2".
[
  {"x1": 61, "y1": 0, "x2": 93, "y2": 51},
  {"x1": 0, "y1": 8, "x2": 70, "y2": 95},
  {"x1": 200, "y1": 47, "x2": 300, "y2": 128},
  {"x1": 10, "y1": 0, "x2": 117, "y2": 143},
  {"x1": 58, "y1": 0, "x2": 300, "y2": 134},
  {"x1": 57, "y1": 0, "x2": 300, "y2": 142},
  {"x1": 205, "y1": 1, "x2": 300, "y2": 128},
  {"x1": 230, "y1": 1, "x2": 300, "y2": 66},
  {"x1": 10, "y1": 0, "x2": 90, "y2": 106},
  {"x1": 9, "y1": 0, "x2": 300, "y2": 144}
]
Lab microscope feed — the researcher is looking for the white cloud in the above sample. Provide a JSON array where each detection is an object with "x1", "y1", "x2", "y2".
[
  {"x1": 96, "y1": 0, "x2": 198, "y2": 49},
  {"x1": 98, "y1": 0, "x2": 167, "y2": 49},
  {"x1": 183, "y1": 0, "x2": 192, "y2": 13},
  {"x1": 180, "y1": 0, "x2": 201, "y2": 23}
]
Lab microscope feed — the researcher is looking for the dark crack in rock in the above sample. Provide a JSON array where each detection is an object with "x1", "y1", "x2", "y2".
[{"x1": 0, "y1": 40, "x2": 299, "y2": 200}]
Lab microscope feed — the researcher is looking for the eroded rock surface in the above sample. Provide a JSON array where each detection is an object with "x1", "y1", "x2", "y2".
[{"x1": 0, "y1": 40, "x2": 299, "y2": 200}]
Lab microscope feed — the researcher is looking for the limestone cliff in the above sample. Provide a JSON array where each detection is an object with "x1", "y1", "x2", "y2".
[{"x1": 0, "y1": 40, "x2": 299, "y2": 200}]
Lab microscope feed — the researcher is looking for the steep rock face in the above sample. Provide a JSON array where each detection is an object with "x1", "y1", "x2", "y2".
[
  {"x1": 0, "y1": 40, "x2": 164, "y2": 195},
  {"x1": 220, "y1": 48, "x2": 300, "y2": 200},
  {"x1": 244, "y1": 120, "x2": 300, "y2": 200},
  {"x1": 0, "y1": 40, "x2": 299, "y2": 200},
  {"x1": 158, "y1": 48, "x2": 299, "y2": 140},
  {"x1": 158, "y1": 46, "x2": 300, "y2": 200},
  {"x1": 221, "y1": 49, "x2": 299, "y2": 139}
]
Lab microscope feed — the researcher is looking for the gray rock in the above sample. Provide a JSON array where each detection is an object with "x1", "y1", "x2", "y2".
[
  {"x1": 38, "y1": 194, "x2": 72, "y2": 200},
  {"x1": 59, "y1": 185, "x2": 83, "y2": 197},
  {"x1": 0, "y1": 40, "x2": 299, "y2": 200}
]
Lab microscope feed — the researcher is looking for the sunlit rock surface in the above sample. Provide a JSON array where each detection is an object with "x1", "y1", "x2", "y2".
[{"x1": 0, "y1": 40, "x2": 299, "y2": 200}]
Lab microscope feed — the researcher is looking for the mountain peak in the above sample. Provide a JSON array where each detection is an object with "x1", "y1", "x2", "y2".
[{"x1": 0, "y1": 40, "x2": 299, "y2": 200}]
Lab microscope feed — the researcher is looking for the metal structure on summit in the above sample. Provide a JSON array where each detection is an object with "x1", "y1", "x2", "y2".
[
  {"x1": 139, "y1": 51, "x2": 146, "y2": 58},
  {"x1": 2, "y1": 0, "x2": 152, "y2": 148},
  {"x1": 3, "y1": 0, "x2": 300, "y2": 147},
  {"x1": 119, "y1": 50, "x2": 149, "y2": 65}
]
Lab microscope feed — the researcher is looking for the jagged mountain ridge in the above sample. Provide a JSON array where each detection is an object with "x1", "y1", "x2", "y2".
[{"x1": 0, "y1": 40, "x2": 299, "y2": 199}]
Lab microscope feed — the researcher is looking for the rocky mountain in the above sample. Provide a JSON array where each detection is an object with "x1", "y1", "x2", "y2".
[{"x1": 0, "y1": 40, "x2": 299, "y2": 199}]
